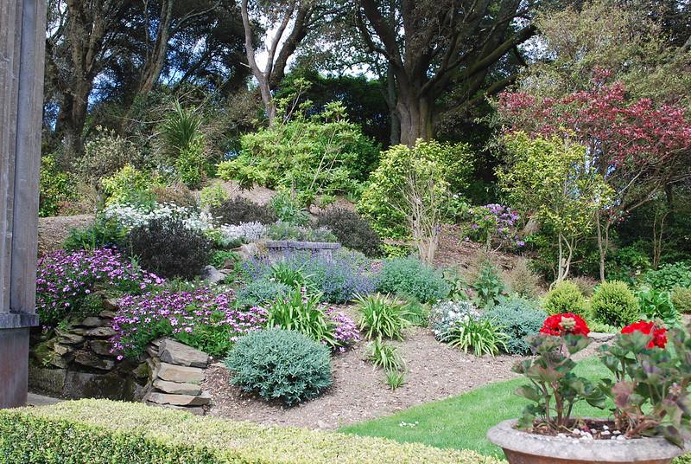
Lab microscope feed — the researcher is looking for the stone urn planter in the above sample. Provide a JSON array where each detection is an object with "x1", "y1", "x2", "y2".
[
  {"x1": 264, "y1": 240, "x2": 341, "y2": 261},
  {"x1": 487, "y1": 419, "x2": 688, "y2": 464}
]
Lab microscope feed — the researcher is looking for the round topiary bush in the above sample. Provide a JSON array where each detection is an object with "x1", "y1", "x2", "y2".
[
  {"x1": 375, "y1": 257, "x2": 449, "y2": 304},
  {"x1": 485, "y1": 297, "x2": 547, "y2": 355},
  {"x1": 224, "y1": 328, "x2": 332, "y2": 406},
  {"x1": 543, "y1": 280, "x2": 589, "y2": 317},
  {"x1": 316, "y1": 208, "x2": 382, "y2": 257},
  {"x1": 591, "y1": 281, "x2": 640, "y2": 328}
]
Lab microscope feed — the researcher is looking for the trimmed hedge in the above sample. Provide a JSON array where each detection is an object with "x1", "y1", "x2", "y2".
[{"x1": 0, "y1": 399, "x2": 502, "y2": 464}]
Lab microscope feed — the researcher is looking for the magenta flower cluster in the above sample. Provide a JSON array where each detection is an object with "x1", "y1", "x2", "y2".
[
  {"x1": 36, "y1": 247, "x2": 163, "y2": 327},
  {"x1": 325, "y1": 306, "x2": 361, "y2": 352},
  {"x1": 111, "y1": 288, "x2": 268, "y2": 359}
]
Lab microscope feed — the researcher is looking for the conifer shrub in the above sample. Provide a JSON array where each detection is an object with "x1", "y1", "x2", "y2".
[
  {"x1": 591, "y1": 281, "x2": 640, "y2": 327},
  {"x1": 225, "y1": 328, "x2": 332, "y2": 406},
  {"x1": 316, "y1": 208, "x2": 382, "y2": 257},
  {"x1": 543, "y1": 280, "x2": 589, "y2": 317}
]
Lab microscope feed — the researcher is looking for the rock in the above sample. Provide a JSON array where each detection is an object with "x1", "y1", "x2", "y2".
[
  {"x1": 201, "y1": 265, "x2": 228, "y2": 284},
  {"x1": 64, "y1": 371, "x2": 137, "y2": 400},
  {"x1": 153, "y1": 379, "x2": 203, "y2": 396},
  {"x1": 589, "y1": 332, "x2": 615, "y2": 343},
  {"x1": 158, "y1": 338, "x2": 209, "y2": 368},
  {"x1": 90, "y1": 339, "x2": 116, "y2": 357},
  {"x1": 99, "y1": 310, "x2": 117, "y2": 319},
  {"x1": 102, "y1": 298, "x2": 120, "y2": 312},
  {"x1": 156, "y1": 363, "x2": 205, "y2": 384},
  {"x1": 238, "y1": 243, "x2": 259, "y2": 260},
  {"x1": 28, "y1": 367, "x2": 66, "y2": 395},
  {"x1": 80, "y1": 317, "x2": 102, "y2": 327},
  {"x1": 73, "y1": 351, "x2": 115, "y2": 371},
  {"x1": 146, "y1": 345, "x2": 159, "y2": 358},
  {"x1": 85, "y1": 327, "x2": 116, "y2": 338},
  {"x1": 53, "y1": 344, "x2": 73, "y2": 356},
  {"x1": 132, "y1": 362, "x2": 151, "y2": 381},
  {"x1": 54, "y1": 330, "x2": 85, "y2": 345},
  {"x1": 147, "y1": 391, "x2": 211, "y2": 407}
]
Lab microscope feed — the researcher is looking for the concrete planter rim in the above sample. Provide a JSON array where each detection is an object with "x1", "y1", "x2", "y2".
[{"x1": 487, "y1": 419, "x2": 688, "y2": 462}]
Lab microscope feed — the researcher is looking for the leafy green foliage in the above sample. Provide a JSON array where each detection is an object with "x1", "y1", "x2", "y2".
[
  {"x1": 644, "y1": 262, "x2": 691, "y2": 292},
  {"x1": 267, "y1": 287, "x2": 337, "y2": 348},
  {"x1": 513, "y1": 334, "x2": 606, "y2": 431},
  {"x1": 62, "y1": 218, "x2": 128, "y2": 251},
  {"x1": 316, "y1": 208, "x2": 382, "y2": 257},
  {"x1": 159, "y1": 101, "x2": 208, "y2": 189},
  {"x1": 366, "y1": 337, "x2": 404, "y2": 371},
  {"x1": 385, "y1": 369, "x2": 406, "y2": 391},
  {"x1": 266, "y1": 222, "x2": 337, "y2": 242},
  {"x1": 39, "y1": 155, "x2": 76, "y2": 217},
  {"x1": 441, "y1": 318, "x2": 508, "y2": 357},
  {"x1": 210, "y1": 197, "x2": 277, "y2": 226},
  {"x1": 485, "y1": 298, "x2": 547, "y2": 355},
  {"x1": 598, "y1": 326, "x2": 691, "y2": 446},
  {"x1": 217, "y1": 102, "x2": 378, "y2": 206},
  {"x1": 199, "y1": 182, "x2": 230, "y2": 209},
  {"x1": 235, "y1": 278, "x2": 291, "y2": 309},
  {"x1": 670, "y1": 286, "x2": 691, "y2": 314},
  {"x1": 471, "y1": 261, "x2": 505, "y2": 309},
  {"x1": 637, "y1": 287, "x2": 680, "y2": 327},
  {"x1": 100, "y1": 164, "x2": 159, "y2": 207},
  {"x1": 268, "y1": 191, "x2": 310, "y2": 226},
  {"x1": 591, "y1": 281, "x2": 640, "y2": 327},
  {"x1": 126, "y1": 217, "x2": 213, "y2": 279},
  {"x1": 355, "y1": 294, "x2": 411, "y2": 341},
  {"x1": 77, "y1": 127, "x2": 146, "y2": 186},
  {"x1": 543, "y1": 280, "x2": 589, "y2": 317},
  {"x1": 225, "y1": 328, "x2": 332, "y2": 406},
  {"x1": 375, "y1": 257, "x2": 449, "y2": 304}
]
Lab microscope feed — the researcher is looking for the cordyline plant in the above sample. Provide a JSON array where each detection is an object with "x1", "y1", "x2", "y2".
[{"x1": 514, "y1": 313, "x2": 691, "y2": 447}]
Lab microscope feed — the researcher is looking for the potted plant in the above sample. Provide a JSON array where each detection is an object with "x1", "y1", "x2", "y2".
[{"x1": 487, "y1": 313, "x2": 690, "y2": 464}]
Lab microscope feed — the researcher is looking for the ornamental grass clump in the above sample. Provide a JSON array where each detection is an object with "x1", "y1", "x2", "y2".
[
  {"x1": 513, "y1": 313, "x2": 691, "y2": 447},
  {"x1": 111, "y1": 288, "x2": 267, "y2": 359},
  {"x1": 36, "y1": 248, "x2": 163, "y2": 327}
]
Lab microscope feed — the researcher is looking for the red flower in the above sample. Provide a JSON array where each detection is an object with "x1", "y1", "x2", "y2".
[
  {"x1": 621, "y1": 320, "x2": 668, "y2": 348},
  {"x1": 540, "y1": 313, "x2": 590, "y2": 337}
]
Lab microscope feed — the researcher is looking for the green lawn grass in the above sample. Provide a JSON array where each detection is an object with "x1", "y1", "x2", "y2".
[{"x1": 340, "y1": 357, "x2": 612, "y2": 458}]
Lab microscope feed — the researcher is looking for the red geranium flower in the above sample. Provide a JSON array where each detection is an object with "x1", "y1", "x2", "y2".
[
  {"x1": 540, "y1": 313, "x2": 590, "y2": 337},
  {"x1": 621, "y1": 320, "x2": 667, "y2": 348}
]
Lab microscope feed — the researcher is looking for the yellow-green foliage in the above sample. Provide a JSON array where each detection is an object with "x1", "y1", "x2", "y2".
[
  {"x1": 0, "y1": 399, "x2": 501, "y2": 464},
  {"x1": 543, "y1": 280, "x2": 590, "y2": 317},
  {"x1": 39, "y1": 154, "x2": 75, "y2": 217},
  {"x1": 199, "y1": 181, "x2": 230, "y2": 209},
  {"x1": 591, "y1": 280, "x2": 640, "y2": 327},
  {"x1": 100, "y1": 164, "x2": 159, "y2": 206}
]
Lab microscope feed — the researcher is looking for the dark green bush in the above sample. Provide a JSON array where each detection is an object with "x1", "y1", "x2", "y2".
[
  {"x1": 543, "y1": 280, "x2": 589, "y2": 317},
  {"x1": 235, "y1": 278, "x2": 291, "y2": 309},
  {"x1": 127, "y1": 217, "x2": 213, "y2": 280},
  {"x1": 591, "y1": 281, "x2": 640, "y2": 327},
  {"x1": 225, "y1": 328, "x2": 332, "y2": 406},
  {"x1": 316, "y1": 208, "x2": 382, "y2": 257},
  {"x1": 485, "y1": 297, "x2": 547, "y2": 355},
  {"x1": 63, "y1": 218, "x2": 128, "y2": 251},
  {"x1": 375, "y1": 257, "x2": 449, "y2": 304},
  {"x1": 210, "y1": 197, "x2": 277, "y2": 226}
]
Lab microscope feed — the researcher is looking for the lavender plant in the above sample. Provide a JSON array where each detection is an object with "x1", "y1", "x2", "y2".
[
  {"x1": 36, "y1": 248, "x2": 163, "y2": 327},
  {"x1": 462, "y1": 203, "x2": 524, "y2": 251},
  {"x1": 111, "y1": 287, "x2": 267, "y2": 359}
]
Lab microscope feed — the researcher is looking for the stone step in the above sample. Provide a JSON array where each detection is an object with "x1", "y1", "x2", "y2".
[
  {"x1": 158, "y1": 338, "x2": 209, "y2": 368},
  {"x1": 147, "y1": 391, "x2": 211, "y2": 406},
  {"x1": 156, "y1": 362, "x2": 204, "y2": 384},
  {"x1": 153, "y1": 379, "x2": 203, "y2": 396}
]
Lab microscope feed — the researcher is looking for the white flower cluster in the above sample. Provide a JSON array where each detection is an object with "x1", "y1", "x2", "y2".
[
  {"x1": 429, "y1": 300, "x2": 481, "y2": 340},
  {"x1": 102, "y1": 202, "x2": 215, "y2": 233},
  {"x1": 219, "y1": 222, "x2": 267, "y2": 244}
]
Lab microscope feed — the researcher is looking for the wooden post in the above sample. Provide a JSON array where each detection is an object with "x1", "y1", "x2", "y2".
[{"x1": 0, "y1": 0, "x2": 46, "y2": 408}]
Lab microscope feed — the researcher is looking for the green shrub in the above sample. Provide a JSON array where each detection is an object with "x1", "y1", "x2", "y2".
[
  {"x1": 269, "y1": 191, "x2": 310, "y2": 226},
  {"x1": 235, "y1": 278, "x2": 291, "y2": 309},
  {"x1": 62, "y1": 218, "x2": 128, "y2": 251},
  {"x1": 225, "y1": 328, "x2": 332, "y2": 406},
  {"x1": 644, "y1": 262, "x2": 691, "y2": 292},
  {"x1": 267, "y1": 222, "x2": 337, "y2": 242},
  {"x1": 670, "y1": 286, "x2": 691, "y2": 314},
  {"x1": 267, "y1": 288, "x2": 337, "y2": 348},
  {"x1": 210, "y1": 197, "x2": 277, "y2": 226},
  {"x1": 429, "y1": 300, "x2": 480, "y2": 341},
  {"x1": 637, "y1": 287, "x2": 680, "y2": 327},
  {"x1": 591, "y1": 281, "x2": 640, "y2": 327},
  {"x1": 127, "y1": 217, "x2": 213, "y2": 279},
  {"x1": 317, "y1": 208, "x2": 382, "y2": 257},
  {"x1": 355, "y1": 293, "x2": 410, "y2": 340},
  {"x1": 375, "y1": 257, "x2": 449, "y2": 304},
  {"x1": 442, "y1": 318, "x2": 508, "y2": 357},
  {"x1": 506, "y1": 258, "x2": 541, "y2": 298},
  {"x1": 366, "y1": 337, "x2": 404, "y2": 371},
  {"x1": 199, "y1": 181, "x2": 230, "y2": 209},
  {"x1": 0, "y1": 399, "x2": 498, "y2": 463},
  {"x1": 101, "y1": 164, "x2": 158, "y2": 206},
  {"x1": 485, "y1": 297, "x2": 547, "y2": 355},
  {"x1": 471, "y1": 261, "x2": 505, "y2": 309},
  {"x1": 78, "y1": 127, "x2": 145, "y2": 185},
  {"x1": 39, "y1": 154, "x2": 75, "y2": 217},
  {"x1": 543, "y1": 280, "x2": 589, "y2": 317}
]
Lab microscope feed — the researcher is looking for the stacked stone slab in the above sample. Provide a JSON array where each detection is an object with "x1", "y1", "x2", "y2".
[{"x1": 144, "y1": 338, "x2": 211, "y2": 415}]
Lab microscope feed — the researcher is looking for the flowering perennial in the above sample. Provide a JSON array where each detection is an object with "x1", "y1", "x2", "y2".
[
  {"x1": 111, "y1": 288, "x2": 267, "y2": 359},
  {"x1": 621, "y1": 320, "x2": 667, "y2": 349},
  {"x1": 102, "y1": 202, "x2": 215, "y2": 233},
  {"x1": 539, "y1": 313, "x2": 590, "y2": 337},
  {"x1": 36, "y1": 248, "x2": 163, "y2": 327}
]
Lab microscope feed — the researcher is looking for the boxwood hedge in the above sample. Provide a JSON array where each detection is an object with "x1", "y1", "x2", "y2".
[{"x1": 0, "y1": 399, "x2": 502, "y2": 464}]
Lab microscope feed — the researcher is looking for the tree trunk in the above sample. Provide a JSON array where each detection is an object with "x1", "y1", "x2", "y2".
[
  {"x1": 396, "y1": 88, "x2": 433, "y2": 146},
  {"x1": 55, "y1": 81, "x2": 91, "y2": 160}
]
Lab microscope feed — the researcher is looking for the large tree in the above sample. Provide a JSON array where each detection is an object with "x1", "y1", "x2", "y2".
[{"x1": 353, "y1": 0, "x2": 536, "y2": 145}]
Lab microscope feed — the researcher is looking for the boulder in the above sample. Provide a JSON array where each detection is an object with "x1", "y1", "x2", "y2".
[
  {"x1": 80, "y1": 317, "x2": 102, "y2": 327},
  {"x1": 156, "y1": 363, "x2": 204, "y2": 384},
  {"x1": 158, "y1": 338, "x2": 209, "y2": 368},
  {"x1": 153, "y1": 379, "x2": 202, "y2": 396},
  {"x1": 85, "y1": 327, "x2": 116, "y2": 338},
  {"x1": 55, "y1": 330, "x2": 85, "y2": 345},
  {"x1": 74, "y1": 351, "x2": 115, "y2": 371},
  {"x1": 201, "y1": 265, "x2": 228, "y2": 284},
  {"x1": 89, "y1": 339, "x2": 116, "y2": 357}
]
